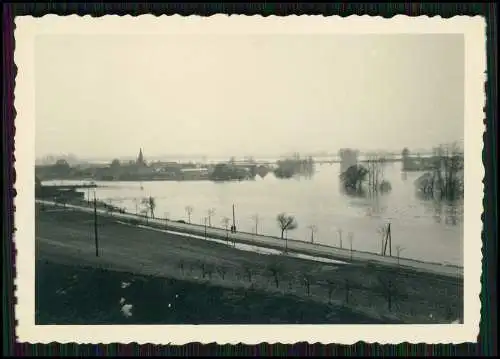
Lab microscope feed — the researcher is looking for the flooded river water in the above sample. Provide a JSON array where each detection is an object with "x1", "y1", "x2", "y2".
[{"x1": 44, "y1": 162, "x2": 463, "y2": 266}]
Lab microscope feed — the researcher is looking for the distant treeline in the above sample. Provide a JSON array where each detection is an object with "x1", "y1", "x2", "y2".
[{"x1": 274, "y1": 156, "x2": 315, "y2": 179}]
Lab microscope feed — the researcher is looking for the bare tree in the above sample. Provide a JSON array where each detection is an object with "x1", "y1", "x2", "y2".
[
  {"x1": 198, "y1": 262, "x2": 214, "y2": 279},
  {"x1": 326, "y1": 280, "x2": 336, "y2": 304},
  {"x1": 207, "y1": 208, "x2": 216, "y2": 227},
  {"x1": 277, "y1": 213, "x2": 298, "y2": 239},
  {"x1": 199, "y1": 262, "x2": 207, "y2": 278},
  {"x1": 377, "y1": 274, "x2": 404, "y2": 312},
  {"x1": 243, "y1": 266, "x2": 253, "y2": 283},
  {"x1": 251, "y1": 214, "x2": 260, "y2": 234},
  {"x1": 141, "y1": 196, "x2": 156, "y2": 219},
  {"x1": 140, "y1": 208, "x2": 149, "y2": 223},
  {"x1": 365, "y1": 152, "x2": 390, "y2": 193},
  {"x1": 217, "y1": 266, "x2": 227, "y2": 280},
  {"x1": 377, "y1": 224, "x2": 388, "y2": 255},
  {"x1": 221, "y1": 217, "x2": 230, "y2": 244},
  {"x1": 417, "y1": 142, "x2": 464, "y2": 201},
  {"x1": 432, "y1": 142, "x2": 464, "y2": 201},
  {"x1": 344, "y1": 279, "x2": 350, "y2": 304},
  {"x1": 395, "y1": 246, "x2": 405, "y2": 266},
  {"x1": 133, "y1": 198, "x2": 139, "y2": 214},
  {"x1": 267, "y1": 262, "x2": 282, "y2": 288},
  {"x1": 178, "y1": 260, "x2": 185, "y2": 275},
  {"x1": 348, "y1": 232, "x2": 354, "y2": 261},
  {"x1": 205, "y1": 265, "x2": 214, "y2": 280},
  {"x1": 307, "y1": 225, "x2": 318, "y2": 244},
  {"x1": 276, "y1": 213, "x2": 298, "y2": 253},
  {"x1": 302, "y1": 274, "x2": 313, "y2": 296},
  {"x1": 185, "y1": 206, "x2": 194, "y2": 223}
]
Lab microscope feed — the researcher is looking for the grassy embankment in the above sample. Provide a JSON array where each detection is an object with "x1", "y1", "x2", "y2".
[
  {"x1": 39, "y1": 198, "x2": 464, "y2": 277},
  {"x1": 36, "y1": 204, "x2": 463, "y2": 325}
]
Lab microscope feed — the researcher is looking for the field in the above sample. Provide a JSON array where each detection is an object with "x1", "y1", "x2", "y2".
[
  {"x1": 36, "y1": 204, "x2": 463, "y2": 324},
  {"x1": 37, "y1": 260, "x2": 388, "y2": 324}
]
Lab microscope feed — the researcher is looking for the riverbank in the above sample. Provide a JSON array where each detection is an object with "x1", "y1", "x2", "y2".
[
  {"x1": 37, "y1": 199, "x2": 464, "y2": 279},
  {"x1": 36, "y1": 205, "x2": 463, "y2": 324}
]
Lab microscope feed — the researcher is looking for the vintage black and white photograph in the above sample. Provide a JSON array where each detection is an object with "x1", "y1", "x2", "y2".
[{"x1": 14, "y1": 15, "x2": 484, "y2": 344}]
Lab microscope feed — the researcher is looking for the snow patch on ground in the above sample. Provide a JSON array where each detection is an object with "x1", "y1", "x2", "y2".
[
  {"x1": 121, "y1": 303, "x2": 133, "y2": 318},
  {"x1": 130, "y1": 223, "x2": 346, "y2": 265}
]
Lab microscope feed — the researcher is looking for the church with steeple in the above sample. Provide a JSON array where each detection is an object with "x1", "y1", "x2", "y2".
[{"x1": 136, "y1": 148, "x2": 147, "y2": 166}]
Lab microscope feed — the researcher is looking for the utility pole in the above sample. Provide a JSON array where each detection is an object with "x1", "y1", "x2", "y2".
[
  {"x1": 252, "y1": 214, "x2": 259, "y2": 235},
  {"x1": 204, "y1": 217, "x2": 207, "y2": 239},
  {"x1": 348, "y1": 232, "x2": 354, "y2": 261},
  {"x1": 388, "y1": 223, "x2": 392, "y2": 256},
  {"x1": 93, "y1": 192, "x2": 99, "y2": 257},
  {"x1": 382, "y1": 222, "x2": 392, "y2": 256},
  {"x1": 232, "y1": 204, "x2": 236, "y2": 233}
]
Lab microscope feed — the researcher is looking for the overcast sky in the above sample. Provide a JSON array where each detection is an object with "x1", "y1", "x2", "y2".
[{"x1": 35, "y1": 34, "x2": 464, "y2": 160}]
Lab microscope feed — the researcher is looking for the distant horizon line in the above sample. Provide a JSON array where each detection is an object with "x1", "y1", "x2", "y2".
[
  {"x1": 37, "y1": 141, "x2": 464, "y2": 161},
  {"x1": 36, "y1": 145, "x2": 461, "y2": 163}
]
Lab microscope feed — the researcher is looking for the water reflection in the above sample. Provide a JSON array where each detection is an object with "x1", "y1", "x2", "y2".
[
  {"x1": 365, "y1": 193, "x2": 389, "y2": 218},
  {"x1": 421, "y1": 199, "x2": 463, "y2": 226},
  {"x1": 347, "y1": 192, "x2": 389, "y2": 218}
]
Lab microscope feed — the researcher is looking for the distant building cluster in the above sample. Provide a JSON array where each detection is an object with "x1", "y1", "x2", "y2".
[{"x1": 34, "y1": 148, "x2": 267, "y2": 182}]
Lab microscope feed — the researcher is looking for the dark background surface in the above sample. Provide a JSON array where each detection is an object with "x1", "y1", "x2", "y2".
[{"x1": 2, "y1": 2, "x2": 497, "y2": 357}]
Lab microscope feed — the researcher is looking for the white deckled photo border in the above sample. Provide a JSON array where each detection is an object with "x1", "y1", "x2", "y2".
[{"x1": 14, "y1": 14, "x2": 486, "y2": 345}]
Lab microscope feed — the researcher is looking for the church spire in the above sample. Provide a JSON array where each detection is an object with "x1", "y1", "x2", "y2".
[{"x1": 137, "y1": 148, "x2": 144, "y2": 165}]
